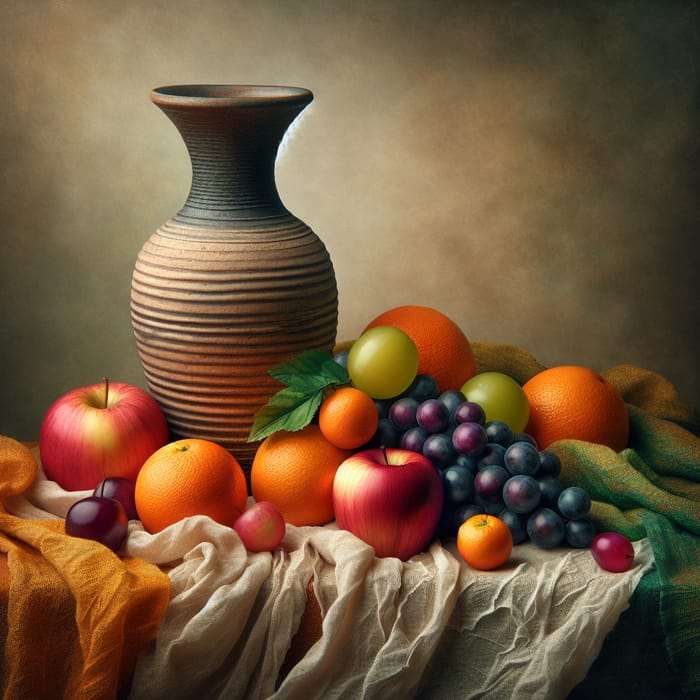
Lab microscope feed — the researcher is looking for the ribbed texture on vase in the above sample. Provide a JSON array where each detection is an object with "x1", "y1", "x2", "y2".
[
  {"x1": 172, "y1": 110, "x2": 283, "y2": 223},
  {"x1": 131, "y1": 85, "x2": 336, "y2": 473},
  {"x1": 130, "y1": 216, "x2": 338, "y2": 470}
]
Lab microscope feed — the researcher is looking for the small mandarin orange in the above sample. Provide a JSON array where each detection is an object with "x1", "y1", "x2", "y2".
[
  {"x1": 318, "y1": 386, "x2": 379, "y2": 450},
  {"x1": 457, "y1": 514, "x2": 513, "y2": 570}
]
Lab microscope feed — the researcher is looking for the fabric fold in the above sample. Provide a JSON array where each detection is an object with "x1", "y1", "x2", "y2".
[
  {"x1": 541, "y1": 364, "x2": 700, "y2": 699},
  {"x1": 1, "y1": 343, "x2": 699, "y2": 698},
  {"x1": 0, "y1": 437, "x2": 171, "y2": 700}
]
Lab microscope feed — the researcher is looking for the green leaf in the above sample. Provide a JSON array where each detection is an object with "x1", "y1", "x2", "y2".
[
  {"x1": 268, "y1": 350, "x2": 348, "y2": 390},
  {"x1": 319, "y1": 355, "x2": 350, "y2": 384},
  {"x1": 247, "y1": 386, "x2": 324, "y2": 443},
  {"x1": 248, "y1": 350, "x2": 351, "y2": 442}
]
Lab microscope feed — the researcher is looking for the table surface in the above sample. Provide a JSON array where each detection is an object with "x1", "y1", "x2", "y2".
[{"x1": 3, "y1": 459, "x2": 657, "y2": 700}]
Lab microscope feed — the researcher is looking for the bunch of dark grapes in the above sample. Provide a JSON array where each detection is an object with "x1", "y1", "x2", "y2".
[{"x1": 367, "y1": 374, "x2": 596, "y2": 550}]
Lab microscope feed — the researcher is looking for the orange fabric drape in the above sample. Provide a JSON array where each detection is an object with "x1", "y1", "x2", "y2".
[{"x1": 0, "y1": 437, "x2": 171, "y2": 700}]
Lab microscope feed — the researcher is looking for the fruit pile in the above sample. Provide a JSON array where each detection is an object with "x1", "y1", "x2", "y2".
[
  {"x1": 38, "y1": 381, "x2": 282, "y2": 554},
  {"x1": 363, "y1": 373, "x2": 597, "y2": 551},
  {"x1": 246, "y1": 305, "x2": 634, "y2": 569},
  {"x1": 34, "y1": 303, "x2": 635, "y2": 574}
]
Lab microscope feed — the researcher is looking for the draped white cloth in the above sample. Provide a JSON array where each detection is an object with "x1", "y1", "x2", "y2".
[{"x1": 7, "y1": 453, "x2": 653, "y2": 699}]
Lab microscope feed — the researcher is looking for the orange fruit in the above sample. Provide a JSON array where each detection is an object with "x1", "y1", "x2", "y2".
[
  {"x1": 250, "y1": 424, "x2": 352, "y2": 526},
  {"x1": 457, "y1": 514, "x2": 513, "y2": 570},
  {"x1": 318, "y1": 386, "x2": 379, "y2": 450},
  {"x1": 522, "y1": 365, "x2": 629, "y2": 451},
  {"x1": 363, "y1": 305, "x2": 475, "y2": 393},
  {"x1": 134, "y1": 438, "x2": 248, "y2": 533}
]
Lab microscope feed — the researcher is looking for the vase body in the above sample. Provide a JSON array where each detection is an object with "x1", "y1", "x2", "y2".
[{"x1": 130, "y1": 85, "x2": 338, "y2": 471}]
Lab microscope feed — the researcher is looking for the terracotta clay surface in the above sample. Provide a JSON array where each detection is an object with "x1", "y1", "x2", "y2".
[{"x1": 130, "y1": 85, "x2": 338, "y2": 470}]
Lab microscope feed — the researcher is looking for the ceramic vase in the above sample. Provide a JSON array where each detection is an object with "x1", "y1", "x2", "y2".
[{"x1": 130, "y1": 84, "x2": 338, "y2": 471}]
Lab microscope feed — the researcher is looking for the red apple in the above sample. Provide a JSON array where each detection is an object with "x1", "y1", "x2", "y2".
[
  {"x1": 39, "y1": 378, "x2": 169, "y2": 491},
  {"x1": 234, "y1": 501, "x2": 286, "y2": 552},
  {"x1": 332, "y1": 447, "x2": 444, "y2": 561}
]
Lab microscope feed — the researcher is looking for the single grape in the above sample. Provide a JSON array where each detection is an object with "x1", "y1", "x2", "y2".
[
  {"x1": 370, "y1": 418, "x2": 401, "y2": 449},
  {"x1": 557, "y1": 486, "x2": 592, "y2": 520},
  {"x1": 455, "y1": 502, "x2": 483, "y2": 525},
  {"x1": 93, "y1": 476, "x2": 138, "y2": 520},
  {"x1": 423, "y1": 432, "x2": 457, "y2": 468},
  {"x1": 389, "y1": 397, "x2": 420, "y2": 430},
  {"x1": 591, "y1": 532, "x2": 635, "y2": 572},
  {"x1": 503, "y1": 441, "x2": 540, "y2": 476},
  {"x1": 538, "y1": 475, "x2": 563, "y2": 508},
  {"x1": 476, "y1": 443, "x2": 506, "y2": 469},
  {"x1": 474, "y1": 495, "x2": 506, "y2": 516},
  {"x1": 400, "y1": 426, "x2": 430, "y2": 453},
  {"x1": 461, "y1": 371, "x2": 530, "y2": 433},
  {"x1": 65, "y1": 496, "x2": 128, "y2": 552},
  {"x1": 374, "y1": 398, "x2": 393, "y2": 420},
  {"x1": 333, "y1": 349, "x2": 349, "y2": 369},
  {"x1": 347, "y1": 326, "x2": 419, "y2": 399},
  {"x1": 453, "y1": 401, "x2": 486, "y2": 426},
  {"x1": 565, "y1": 518, "x2": 596, "y2": 548},
  {"x1": 439, "y1": 500, "x2": 480, "y2": 539},
  {"x1": 438, "y1": 390, "x2": 467, "y2": 420},
  {"x1": 402, "y1": 374, "x2": 440, "y2": 402},
  {"x1": 452, "y1": 421, "x2": 488, "y2": 457},
  {"x1": 512, "y1": 432, "x2": 538, "y2": 449},
  {"x1": 538, "y1": 450, "x2": 562, "y2": 477},
  {"x1": 447, "y1": 502, "x2": 484, "y2": 535},
  {"x1": 526, "y1": 508, "x2": 565, "y2": 549},
  {"x1": 453, "y1": 453, "x2": 478, "y2": 477},
  {"x1": 416, "y1": 399, "x2": 450, "y2": 433},
  {"x1": 502, "y1": 475, "x2": 541, "y2": 514},
  {"x1": 474, "y1": 465, "x2": 509, "y2": 503},
  {"x1": 441, "y1": 464, "x2": 475, "y2": 503},
  {"x1": 484, "y1": 420, "x2": 513, "y2": 448},
  {"x1": 499, "y1": 508, "x2": 529, "y2": 545}
]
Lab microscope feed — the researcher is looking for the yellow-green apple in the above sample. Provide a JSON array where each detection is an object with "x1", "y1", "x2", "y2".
[
  {"x1": 332, "y1": 447, "x2": 444, "y2": 560},
  {"x1": 39, "y1": 378, "x2": 169, "y2": 491}
]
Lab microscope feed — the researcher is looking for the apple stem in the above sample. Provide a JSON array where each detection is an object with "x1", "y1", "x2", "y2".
[
  {"x1": 103, "y1": 377, "x2": 110, "y2": 409},
  {"x1": 381, "y1": 445, "x2": 388, "y2": 464}
]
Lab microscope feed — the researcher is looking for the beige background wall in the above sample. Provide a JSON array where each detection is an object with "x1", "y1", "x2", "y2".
[{"x1": 1, "y1": 0, "x2": 698, "y2": 441}]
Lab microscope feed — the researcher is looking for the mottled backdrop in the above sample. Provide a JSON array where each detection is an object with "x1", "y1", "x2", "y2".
[{"x1": 1, "y1": 0, "x2": 698, "y2": 440}]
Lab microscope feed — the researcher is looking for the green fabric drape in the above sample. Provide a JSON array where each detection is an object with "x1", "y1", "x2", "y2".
[{"x1": 473, "y1": 342, "x2": 700, "y2": 698}]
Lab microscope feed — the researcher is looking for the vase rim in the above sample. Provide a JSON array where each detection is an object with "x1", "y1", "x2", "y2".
[{"x1": 151, "y1": 84, "x2": 313, "y2": 108}]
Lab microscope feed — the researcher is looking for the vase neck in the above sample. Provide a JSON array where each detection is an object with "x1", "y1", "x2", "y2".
[{"x1": 154, "y1": 89, "x2": 312, "y2": 227}]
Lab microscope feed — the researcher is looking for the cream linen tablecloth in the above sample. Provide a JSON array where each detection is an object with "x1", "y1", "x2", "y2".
[{"x1": 6, "y1": 450, "x2": 653, "y2": 700}]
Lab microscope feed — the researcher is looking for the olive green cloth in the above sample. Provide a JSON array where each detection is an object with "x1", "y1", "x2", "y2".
[{"x1": 472, "y1": 341, "x2": 700, "y2": 699}]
